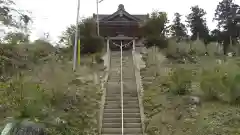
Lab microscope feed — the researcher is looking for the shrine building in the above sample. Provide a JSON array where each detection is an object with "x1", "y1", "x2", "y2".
[{"x1": 93, "y1": 4, "x2": 149, "y2": 50}]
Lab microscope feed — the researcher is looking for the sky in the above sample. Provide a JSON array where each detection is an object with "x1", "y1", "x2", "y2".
[{"x1": 15, "y1": 0, "x2": 240, "y2": 43}]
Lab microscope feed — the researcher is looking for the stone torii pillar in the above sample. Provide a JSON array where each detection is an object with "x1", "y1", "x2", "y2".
[
  {"x1": 107, "y1": 38, "x2": 110, "y2": 54},
  {"x1": 132, "y1": 38, "x2": 135, "y2": 52}
]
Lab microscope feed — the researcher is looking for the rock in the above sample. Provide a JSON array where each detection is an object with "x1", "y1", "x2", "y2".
[
  {"x1": 2, "y1": 119, "x2": 47, "y2": 135},
  {"x1": 185, "y1": 96, "x2": 201, "y2": 106},
  {"x1": 54, "y1": 117, "x2": 66, "y2": 125}
]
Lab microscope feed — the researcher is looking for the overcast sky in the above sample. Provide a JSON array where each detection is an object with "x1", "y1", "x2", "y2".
[{"x1": 16, "y1": 0, "x2": 240, "y2": 42}]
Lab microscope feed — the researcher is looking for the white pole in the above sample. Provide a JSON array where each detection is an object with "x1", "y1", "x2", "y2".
[
  {"x1": 133, "y1": 39, "x2": 135, "y2": 52},
  {"x1": 96, "y1": 0, "x2": 99, "y2": 36},
  {"x1": 120, "y1": 40, "x2": 124, "y2": 135},
  {"x1": 73, "y1": 0, "x2": 80, "y2": 71}
]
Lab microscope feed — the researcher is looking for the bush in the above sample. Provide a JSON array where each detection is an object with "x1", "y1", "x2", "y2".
[
  {"x1": 168, "y1": 68, "x2": 193, "y2": 95},
  {"x1": 80, "y1": 36, "x2": 104, "y2": 54},
  {"x1": 200, "y1": 67, "x2": 227, "y2": 100},
  {"x1": 144, "y1": 35, "x2": 168, "y2": 49},
  {"x1": 200, "y1": 60, "x2": 240, "y2": 103},
  {"x1": 0, "y1": 41, "x2": 68, "y2": 81},
  {"x1": 191, "y1": 39, "x2": 206, "y2": 55}
]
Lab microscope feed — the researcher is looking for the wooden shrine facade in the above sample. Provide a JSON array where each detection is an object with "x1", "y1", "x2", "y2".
[
  {"x1": 93, "y1": 4, "x2": 148, "y2": 50},
  {"x1": 93, "y1": 4, "x2": 148, "y2": 37}
]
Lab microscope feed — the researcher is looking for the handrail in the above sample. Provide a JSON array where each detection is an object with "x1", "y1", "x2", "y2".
[{"x1": 120, "y1": 41, "x2": 124, "y2": 135}]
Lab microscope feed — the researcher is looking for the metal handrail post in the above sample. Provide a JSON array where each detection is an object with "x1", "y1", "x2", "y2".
[{"x1": 120, "y1": 40, "x2": 124, "y2": 135}]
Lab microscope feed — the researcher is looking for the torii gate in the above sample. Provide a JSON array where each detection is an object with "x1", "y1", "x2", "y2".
[{"x1": 106, "y1": 35, "x2": 137, "y2": 52}]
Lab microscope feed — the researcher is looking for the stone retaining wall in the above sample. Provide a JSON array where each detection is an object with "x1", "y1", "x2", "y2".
[
  {"x1": 98, "y1": 51, "x2": 110, "y2": 134},
  {"x1": 132, "y1": 50, "x2": 146, "y2": 135}
]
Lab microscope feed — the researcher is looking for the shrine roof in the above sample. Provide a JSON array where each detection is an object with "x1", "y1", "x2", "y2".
[{"x1": 93, "y1": 4, "x2": 149, "y2": 22}]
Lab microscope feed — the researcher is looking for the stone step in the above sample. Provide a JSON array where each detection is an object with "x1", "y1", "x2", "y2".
[
  {"x1": 103, "y1": 113, "x2": 141, "y2": 118},
  {"x1": 103, "y1": 118, "x2": 141, "y2": 123},
  {"x1": 102, "y1": 52, "x2": 143, "y2": 134},
  {"x1": 102, "y1": 123, "x2": 142, "y2": 128},
  {"x1": 105, "y1": 101, "x2": 139, "y2": 106},
  {"x1": 106, "y1": 93, "x2": 138, "y2": 97},
  {"x1": 106, "y1": 100, "x2": 139, "y2": 104},
  {"x1": 105, "y1": 97, "x2": 138, "y2": 101},
  {"x1": 104, "y1": 108, "x2": 140, "y2": 113},
  {"x1": 104, "y1": 104, "x2": 139, "y2": 109},
  {"x1": 102, "y1": 127, "x2": 142, "y2": 134},
  {"x1": 106, "y1": 91, "x2": 138, "y2": 94}
]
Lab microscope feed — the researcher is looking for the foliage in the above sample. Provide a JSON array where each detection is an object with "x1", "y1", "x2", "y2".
[
  {"x1": 80, "y1": 36, "x2": 104, "y2": 54},
  {"x1": 170, "y1": 13, "x2": 188, "y2": 41},
  {"x1": 214, "y1": 0, "x2": 240, "y2": 53},
  {"x1": 191, "y1": 39, "x2": 207, "y2": 55},
  {"x1": 186, "y1": 5, "x2": 210, "y2": 43},
  {"x1": 0, "y1": 64, "x2": 102, "y2": 135},
  {"x1": 166, "y1": 39, "x2": 207, "y2": 63},
  {"x1": 168, "y1": 67, "x2": 193, "y2": 95},
  {"x1": 200, "y1": 59, "x2": 240, "y2": 103},
  {"x1": 0, "y1": 0, "x2": 32, "y2": 29},
  {"x1": 60, "y1": 17, "x2": 104, "y2": 54},
  {"x1": 0, "y1": 42, "x2": 103, "y2": 134},
  {"x1": 4, "y1": 32, "x2": 29, "y2": 44},
  {"x1": 142, "y1": 11, "x2": 169, "y2": 48},
  {"x1": 144, "y1": 35, "x2": 168, "y2": 49},
  {"x1": 0, "y1": 40, "x2": 65, "y2": 81}
]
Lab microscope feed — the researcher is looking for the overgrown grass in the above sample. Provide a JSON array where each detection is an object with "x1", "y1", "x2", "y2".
[
  {"x1": 0, "y1": 42, "x2": 104, "y2": 134},
  {"x1": 141, "y1": 41, "x2": 240, "y2": 135}
]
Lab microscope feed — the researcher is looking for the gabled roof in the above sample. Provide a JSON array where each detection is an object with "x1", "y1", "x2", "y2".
[{"x1": 93, "y1": 4, "x2": 148, "y2": 22}]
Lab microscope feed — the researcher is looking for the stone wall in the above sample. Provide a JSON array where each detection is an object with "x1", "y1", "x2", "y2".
[{"x1": 132, "y1": 49, "x2": 146, "y2": 134}]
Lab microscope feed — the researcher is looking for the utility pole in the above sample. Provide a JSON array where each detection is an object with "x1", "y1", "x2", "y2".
[
  {"x1": 73, "y1": 0, "x2": 80, "y2": 71},
  {"x1": 97, "y1": 0, "x2": 104, "y2": 36}
]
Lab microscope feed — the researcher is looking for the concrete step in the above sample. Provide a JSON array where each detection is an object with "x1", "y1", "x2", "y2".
[
  {"x1": 102, "y1": 128, "x2": 142, "y2": 134},
  {"x1": 103, "y1": 113, "x2": 141, "y2": 118},
  {"x1": 106, "y1": 91, "x2": 138, "y2": 94},
  {"x1": 106, "y1": 93, "x2": 138, "y2": 97},
  {"x1": 105, "y1": 100, "x2": 139, "y2": 104},
  {"x1": 105, "y1": 97, "x2": 138, "y2": 101},
  {"x1": 103, "y1": 123, "x2": 142, "y2": 128},
  {"x1": 104, "y1": 108, "x2": 140, "y2": 113},
  {"x1": 101, "y1": 52, "x2": 143, "y2": 135},
  {"x1": 103, "y1": 118, "x2": 141, "y2": 123},
  {"x1": 105, "y1": 102, "x2": 139, "y2": 107},
  {"x1": 104, "y1": 104, "x2": 139, "y2": 109}
]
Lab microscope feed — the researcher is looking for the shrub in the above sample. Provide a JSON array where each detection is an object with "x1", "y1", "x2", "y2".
[
  {"x1": 144, "y1": 35, "x2": 168, "y2": 49},
  {"x1": 191, "y1": 39, "x2": 206, "y2": 55},
  {"x1": 168, "y1": 68, "x2": 193, "y2": 95},
  {"x1": 206, "y1": 42, "x2": 223, "y2": 56},
  {"x1": 200, "y1": 67, "x2": 227, "y2": 100},
  {"x1": 200, "y1": 60, "x2": 240, "y2": 103},
  {"x1": 80, "y1": 36, "x2": 104, "y2": 54}
]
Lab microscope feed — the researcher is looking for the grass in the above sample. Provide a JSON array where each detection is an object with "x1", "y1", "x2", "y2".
[
  {"x1": 0, "y1": 43, "x2": 105, "y2": 135},
  {"x1": 141, "y1": 44, "x2": 240, "y2": 135}
]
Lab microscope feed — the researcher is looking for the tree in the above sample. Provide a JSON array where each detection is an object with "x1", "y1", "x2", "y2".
[
  {"x1": 141, "y1": 11, "x2": 169, "y2": 48},
  {"x1": 209, "y1": 29, "x2": 222, "y2": 42},
  {"x1": 0, "y1": 0, "x2": 31, "y2": 29},
  {"x1": 186, "y1": 5, "x2": 210, "y2": 43},
  {"x1": 214, "y1": 0, "x2": 240, "y2": 53},
  {"x1": 170, "y1": 12, "x2": 187, "y2": 42},
  {"x1": 4, "y1": 32, "x2": 29, "y2": 44},
  {"x1": 60, "y1": 17, "x2": 104, "y2": 54}
]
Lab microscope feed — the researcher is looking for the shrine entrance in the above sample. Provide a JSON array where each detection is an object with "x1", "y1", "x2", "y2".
[{"x1": 106, "y1": 35, "x2": 136, "y2": 51}]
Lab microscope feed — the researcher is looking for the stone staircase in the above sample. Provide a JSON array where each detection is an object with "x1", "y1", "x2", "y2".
[{"x1": 101, "y1": 51, "x2": 143, "y2": 135}]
